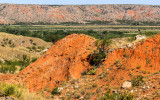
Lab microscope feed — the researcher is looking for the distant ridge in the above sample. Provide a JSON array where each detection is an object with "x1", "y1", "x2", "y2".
[{"x1": 1, "y1": 4, "x2": 160, "y2": 25}]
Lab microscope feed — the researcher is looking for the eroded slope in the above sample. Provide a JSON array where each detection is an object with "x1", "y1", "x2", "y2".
[{"x1": 12, "y1": 34, "x2": 96, "y2": 92}]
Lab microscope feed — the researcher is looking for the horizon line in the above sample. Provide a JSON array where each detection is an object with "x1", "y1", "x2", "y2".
[{"x1": 0, "y1": 3, "x2": 160, "y2": 6}]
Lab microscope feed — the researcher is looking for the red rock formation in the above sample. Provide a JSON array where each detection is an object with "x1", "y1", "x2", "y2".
[
  {"x1": 12, "y1": 34, "x2": 96, "y2": 92},
  {"x1": 103, "y1": 34, "x2": 160, "y2": 73},
  {"x1": 2, "y1": 34, "x2": 159, "y2": 93},
  {"x1": 0, "y1": 4, "x2": 160, "y2": 24}
]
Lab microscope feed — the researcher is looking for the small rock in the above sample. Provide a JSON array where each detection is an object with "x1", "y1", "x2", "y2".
[
  {"x1": 79, "y1": 96, "x2": 83, "y2": 100},
  {"x1": 130, "y1": 90, "x2": 133, "y2": 93},
  {"x1": 126, "y1": 43, "x2": 132, "y2": 47},
  {"x1": 0, "y1": 58, "x2": 5, "y2": 63},
  {"x1": 58, "y1": 87, "x2": 63, "y2": 92},
  {"x1": 42, "y1": 49, "x2": 48, "y2": 53},
  {"x1": 135, "y1": 35, "x2": 146, "y2": 41},
  {"x1": 74, "y1": 85, "x2": 79, "y2": 89},
  {"x1": 122, "y1": 81, "x2": 132, "y2": 88}
]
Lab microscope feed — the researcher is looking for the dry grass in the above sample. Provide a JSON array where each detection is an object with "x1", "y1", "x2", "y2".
[
  {"x1": 0, "y1": 32, "x2": 52, "y2": 60},
  {"x1": 0, "y1": 82, "x2": 44, "y2": 100}
]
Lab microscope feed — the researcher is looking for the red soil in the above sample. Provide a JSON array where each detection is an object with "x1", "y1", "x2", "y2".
[
  {"x1": 0, "y1": 74, "x2": 15, "y2": 82},
  {"x1": 92, "y1": 6, "x2": 102, "y2": 13},
  {"x1": 89, "y1": 34, "x2": 160, "y2": 89},
  {"x1": 127, "y1": 10, "x2": 136, "y2": 16},
  {"x1": 103, "y1": 34, "x2": 160, "y2": 74},
  {"x1": 2, "y1": 34, "x2": 159, "y2": 94},
  {"x1": 11, "y1": 34, "x2": 96, "y2": 92}
]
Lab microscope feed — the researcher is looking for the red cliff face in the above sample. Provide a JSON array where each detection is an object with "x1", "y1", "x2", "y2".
[
  {"x1": 1, "y1": 4, "x2": 160, "y2": 24},
  {"x1": 103, "y1": 34, "x2": 160, "y2": 73},
  {"x1": 11, "y1": 34, "x2": 96, "y2": 92}
]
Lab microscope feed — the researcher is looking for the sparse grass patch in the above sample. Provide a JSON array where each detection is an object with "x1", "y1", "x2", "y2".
[
  {"x1": 101, "y1": 89, "x2": 134, "y2": 100},
  {"x1": 146, "y1": 58, "x2": 151, "y2": 65},
  {"x1": 0, "y1": 82, "x2": 44, "y2": 100},
  {"x1": 0, "y1": 55, "x2": 37, "y2": 74},
  {"x1": 127, "y1": 37, "x2": 135, "y2": 42},
  {"x1": 51, "y1": 87, "x2": 61, "y2": 95},
  {"x1": 87, "y1": 69, "x2": 97, "y2": 75},
  {"x1": 92, "y1": 83, "x2": 97, "y2": 88},
  {"x1": 131, "y1": 75, "x2": 144, "y2": 87},
  {"x1": 136, "y1": 65, "x2": 141, "y2": 69}
]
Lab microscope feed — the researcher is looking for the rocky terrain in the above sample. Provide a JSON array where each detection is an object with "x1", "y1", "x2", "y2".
[
  {"x1": 0, "y1": 33, "x2": 159, "y2": 99},
  {"x1": 10, "y1": 34, "x2": 96, "y2": 92},
  {"x1": 1, "y1": 4, "x2": 160, "y2": 24}
]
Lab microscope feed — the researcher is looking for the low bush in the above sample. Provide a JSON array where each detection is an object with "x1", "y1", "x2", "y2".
[
  {"x1": 0, "y1": 82, "x2": 44, "y2": 100},
  {"x1": 0, "y1": 65, "x2": 17, "y2": 74},
  {"x1": 51, "y1": 87, "x2": 61, "y2": 95},
  {"x1": 88, "y1": 39, "x2": 111, "y2": 67},
  {"x1": 131, "y1": 75, "x2": 144, "y2": 87},
  {"x1": 87, "y1": 69, "x2": 97, "y2": 75},
  {"x1": 101, "y1": 89, "x2": 134, "y2": 100},
  {"x1": 0, "y1": 55, "x2": 37, "y2": 74}
]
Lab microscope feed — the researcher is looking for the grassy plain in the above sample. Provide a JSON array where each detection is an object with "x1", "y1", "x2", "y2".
[{"x1": 4, "y1": 25, "x2": 160, "y2": 31}]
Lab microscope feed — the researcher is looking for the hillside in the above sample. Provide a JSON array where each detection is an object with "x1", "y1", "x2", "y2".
[
  {"x1": 0, "y1": 32, "x2": 51, "y2": 60},
  {"x1": 1, "y1": 4, "x2": 160, "y2": 25},
  {"x1": 0, "y1": 34, "x2": 159, "y2": 99},
  {"x1": 11, "y1": 34, "x2": 96, "y2": 92}
]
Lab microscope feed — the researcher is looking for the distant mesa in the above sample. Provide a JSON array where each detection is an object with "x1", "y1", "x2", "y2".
[{"x1": 0, "y1": 4, "x2": 160, "y2": 25}]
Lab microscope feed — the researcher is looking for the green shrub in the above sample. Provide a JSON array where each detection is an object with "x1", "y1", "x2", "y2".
[
  {"x1": 0, "y1": 65, "x2": 17, "y2": 74},
  {"x1": 1, "y1": 44, "x2": 5, "y2": 47},
  {"x1": 8, "y1": 40, "x2": 12, "y2": 44},
  {"x1": 0, "y1": 55, "x2": 31, "y2": 74},
  {"x1": 33, "y1": 43, "x2": 37, "y2": 45},
  {"x1": 31, "y1": 58, "x2": 38, "y2": 62},
  {"x1": 30, "y1": 39, "x2": 33, "y2": 44},
  {"x1": 51, "y1": 87, "x2": 61, "y2": 95},
  {"x1": 4, "y1": 85, "x2": 15, "y2": 96},
  {"x1": 88, "y1": 39, "x2": 111, "y2": 67},
  {"x1": 81, "y1": 71, "x2": 87, "y2": 76},
  {"x1": 92, "y1": 83, "x2": 97, "y2": 87},
  {"x1": 0, "y1": 83, "x2": 43, "y2": 99},
  {"x1": 87, "y1": 69, "x2": 97, "y2": 75},
  {"x1": 136, "y1": 65, "x2": 141, "y2": 69},
  {"x1": 74, "y1": 94, "x2": 81, "y2": 99},
  {"x1": 146, "y1": 58, "x2": 151, "y2": 65},
  {"x1": 101, "y1": 89, "x2": 133, "y2": 100},
  {"x1": 32, "y1": 46, "x2": 36, "y2": 50},
  {"x1": 131, "y1": 75, "x2": 144, "y2": 87},
  {"x1": 127, "y1": 37, "x2": 135, "y2": 42}
]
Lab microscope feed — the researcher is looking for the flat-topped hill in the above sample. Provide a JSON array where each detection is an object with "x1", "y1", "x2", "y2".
[{"x1": 1, "y1": 4, "x2": 160, "y2": 25}]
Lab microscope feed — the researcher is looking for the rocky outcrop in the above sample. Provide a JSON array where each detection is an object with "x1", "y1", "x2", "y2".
[
  {"x1": 103, "y1": 34, "x2": 160, "y2": 73},
  {"x1": 11, "y1": 34, "x2": 96, "y2": 92},
  {"x1": 1, "y1": 4, "x2": 160, "y2": 24}
]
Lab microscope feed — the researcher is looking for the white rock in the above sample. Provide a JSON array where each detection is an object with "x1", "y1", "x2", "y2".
[
  {"x1": 79, "y1": 97, "x2": 83, "y2": 100},
  {"x1": 42, "y1": 49, "x2": 48, "y2": 52},
  {"x1": 126, "y1": 43, "x2": 132, "y2": 47},
  {"x1": 74, "y1": 85, "x2": 79, "y2": 89},
  {"x1": 135, "y1": 35, "x2": 146, "y2": 41},
  {"x1": 58, "y1": 87, "x2": 63, "y2": 92},
  {"x1": 122, "y1": 81, "x2": 132, "y2": 88},
  {"x1": 0, "y1": 58, "x2": 5, "y2": 63}
]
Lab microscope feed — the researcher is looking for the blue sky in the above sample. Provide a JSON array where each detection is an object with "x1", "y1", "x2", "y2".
[{"x1": 0, "y1": 0, "x2": 160, "y2": 5}]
